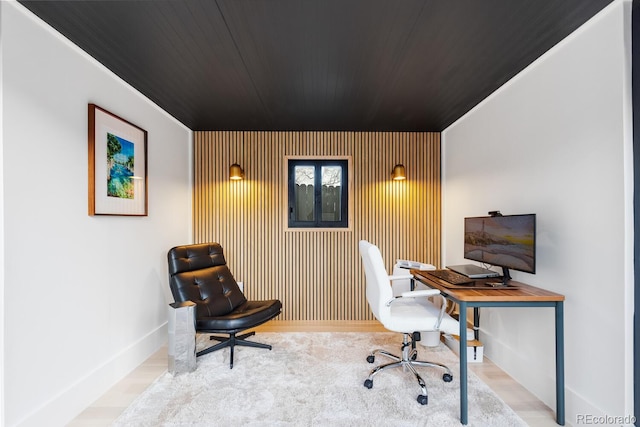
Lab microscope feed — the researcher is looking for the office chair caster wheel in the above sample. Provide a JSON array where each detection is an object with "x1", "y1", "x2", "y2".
[
  {"x1": 366, "y1": 355, "x2": 375, "y2": 363},
  {"x1": 364, "y1": 379, "x2": 373, "y2": 389},
  {"x1": 417, "y1": 394, "x2": 428, "y2": 405},
  {"x1": 443, "y1": 373, "x2": 453, "y2": 382}
]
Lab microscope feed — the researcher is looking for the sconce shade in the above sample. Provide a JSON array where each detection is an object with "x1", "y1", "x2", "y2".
[
  {"x1": 391, "y1": 164, "x2": 406, "y2": 180},
  {"x1": 230, "y1": 163, "x2": 244, "y2": 180}
]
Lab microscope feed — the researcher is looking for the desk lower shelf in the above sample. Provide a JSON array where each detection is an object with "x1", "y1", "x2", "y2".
[{"x1": 443, "y1": 334, "x2": 484, "y2": 363}]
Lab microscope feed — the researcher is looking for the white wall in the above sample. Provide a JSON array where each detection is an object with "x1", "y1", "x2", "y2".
[
  {"x1": 442, "y1": 0, "x2": 633, "y2": 422},
  {"x1": 0, "y1": 2, "x2": 6, "y2": 424},
  {"x1": 1, "y1": 3, "x2": 192, "y2": 426}
]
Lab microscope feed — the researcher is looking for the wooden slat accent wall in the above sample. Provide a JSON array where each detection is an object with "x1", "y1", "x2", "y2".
[{"x1": 193, "y1": 131, "x2": 441, "y2": 321}]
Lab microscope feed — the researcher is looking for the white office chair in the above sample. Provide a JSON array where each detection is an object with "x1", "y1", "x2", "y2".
[{"x1": 359, "y1": 240, "x2": 460, "y2": 405}]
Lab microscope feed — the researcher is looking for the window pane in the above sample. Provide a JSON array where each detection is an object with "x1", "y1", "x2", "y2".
[
  {"x1": 321, "y1": 166, "x2": 342, "y2": 222},
  {"x1": 294, "y1": 166, "x2": 314, "y2": 221}
]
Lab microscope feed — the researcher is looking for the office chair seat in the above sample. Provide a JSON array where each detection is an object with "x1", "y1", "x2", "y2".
[
  {"x1": 196, "y1": 299, "x2": 282, "y2": 332},
  {"x1": 386, "y1": 297, "x2": 460, "y2": 333}
]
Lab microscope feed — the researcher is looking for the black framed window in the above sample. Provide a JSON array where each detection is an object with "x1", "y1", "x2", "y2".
[{"x1": 288, "y1": 159, "x2": 348, "y2": 228}]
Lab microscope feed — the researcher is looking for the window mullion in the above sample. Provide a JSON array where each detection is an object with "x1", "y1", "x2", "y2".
[{"x1": 314, "y1": 163, "x2": 322, "y2": 226}]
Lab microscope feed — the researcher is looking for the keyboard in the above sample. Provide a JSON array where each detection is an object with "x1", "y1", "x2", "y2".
[{"x1": 426, "y1": 269, "x2": 474, "y2": 285}]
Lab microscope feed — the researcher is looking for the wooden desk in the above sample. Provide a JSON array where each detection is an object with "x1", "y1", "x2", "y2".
[{"x1": 411, "y1": 270, "x2": 566, "y2": 426}]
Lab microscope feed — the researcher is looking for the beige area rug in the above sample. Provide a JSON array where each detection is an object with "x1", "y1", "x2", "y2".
[{"x1": 114, "y1": 332, "x2": 526, "y2": 426}]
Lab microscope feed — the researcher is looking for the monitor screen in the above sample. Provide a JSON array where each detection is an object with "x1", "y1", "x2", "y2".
[{"x1": 464, "y1": 214, "x2": 536, "y2": 276}]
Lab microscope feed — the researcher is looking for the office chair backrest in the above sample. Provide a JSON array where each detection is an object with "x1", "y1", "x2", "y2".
[
  {"x1": 359, "y1": 240, "x2": 393, "y2": 322},
  {"x1": 168, "y1": 242, "x2": 247, "y2": 319}
]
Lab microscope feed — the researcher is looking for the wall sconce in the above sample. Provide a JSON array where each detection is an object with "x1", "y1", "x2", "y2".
[
  {"x1": 229, "y1": 163, "x2": 244, "y2": 180},
  {"x1": 391, "y1": 164, "x2": 406, "y2": 180}
]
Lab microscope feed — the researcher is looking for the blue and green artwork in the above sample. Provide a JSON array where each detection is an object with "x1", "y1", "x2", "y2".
[{"x1": 107, "y1": 133, "x2": 135, "y2": 199}]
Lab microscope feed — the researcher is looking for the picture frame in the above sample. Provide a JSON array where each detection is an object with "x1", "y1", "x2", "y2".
[{"x1": 88, "y1": 104, "x2": 148, "y2": 216}]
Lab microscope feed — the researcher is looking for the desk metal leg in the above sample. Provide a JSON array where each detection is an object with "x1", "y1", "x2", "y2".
[
  {"x1": 556, "y1": 301, "x2": 565, "y2": 425},
  {"x1": 473, "y1": 307, "x2": 480, "y2": 341},
  {"x1": 459, "y1": 301, "x2": 468, "y2": 425}
]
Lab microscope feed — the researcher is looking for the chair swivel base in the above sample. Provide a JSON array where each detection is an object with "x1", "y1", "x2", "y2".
[
  {"x1": 363, "y1": 333, "x2": 453, "y2": 405},
  {"x1": 197, "y1": 331, "x2": 272, "y2": 368}
]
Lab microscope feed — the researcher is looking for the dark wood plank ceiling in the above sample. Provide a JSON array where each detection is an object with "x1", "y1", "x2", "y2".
[{"x1": 19, "y1": 0, "x2": 613, "y2": 131}]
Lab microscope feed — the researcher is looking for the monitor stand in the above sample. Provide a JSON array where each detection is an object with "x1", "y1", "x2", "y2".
[
  {"x1": 487, "y1": 267, "x2": 513, "y2": 287},
  {"x1": 500, "y1": 267, "x2": 512, "y2": 285}
]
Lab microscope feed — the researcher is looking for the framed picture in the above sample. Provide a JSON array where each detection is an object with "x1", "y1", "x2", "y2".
[{"x1": 88, "y1": 104, "x2": 148, "y2": 216}]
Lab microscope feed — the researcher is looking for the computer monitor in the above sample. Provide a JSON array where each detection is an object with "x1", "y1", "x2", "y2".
[{"x1": 464, "y1": 213, "x2": 536, "y2": 283}]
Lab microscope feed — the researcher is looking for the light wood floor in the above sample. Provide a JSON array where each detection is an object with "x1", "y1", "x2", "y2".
[{"x1": 68, "y1": 321, "x2": 562, "y2": 426}]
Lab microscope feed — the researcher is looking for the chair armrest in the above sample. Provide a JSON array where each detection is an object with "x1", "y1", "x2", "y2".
[
  {"x1": 388, "y1": 288, "x2": 448, "y2": 329},
  {"x1": 386, "y1": 288, "x2": 443, "y2": 305},
  {"x1": 400, "y1": 289, "x2": 440, "y2": 298},
  {"x1": 388, "y1": 274, "x2": 413, "y2": 282}
]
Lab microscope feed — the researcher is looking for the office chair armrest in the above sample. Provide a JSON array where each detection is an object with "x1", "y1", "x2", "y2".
[
  {"x1": 388, "y1": 274, "x2": 413, "y2": 282},
  {"x1": 385, "y1": 291, "x2": 448, "y2": 328},
  {"x1": 398, "y1": 289, "x2": 448, "y2": 329},
  {"x1": 386, "y1": 288, "x2": 443, "y2": 306},
  {"x1": 400, "y1": 289, "x2": 440, "y2": 298}
]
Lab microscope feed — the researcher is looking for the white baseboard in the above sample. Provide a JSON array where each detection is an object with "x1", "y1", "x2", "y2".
[
  {"x1": 16, "y1": 323, "x2": 167, "y2": 427},
  {"x1": 481, "y1": 329, "x2": 607, "y2": 426}
]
